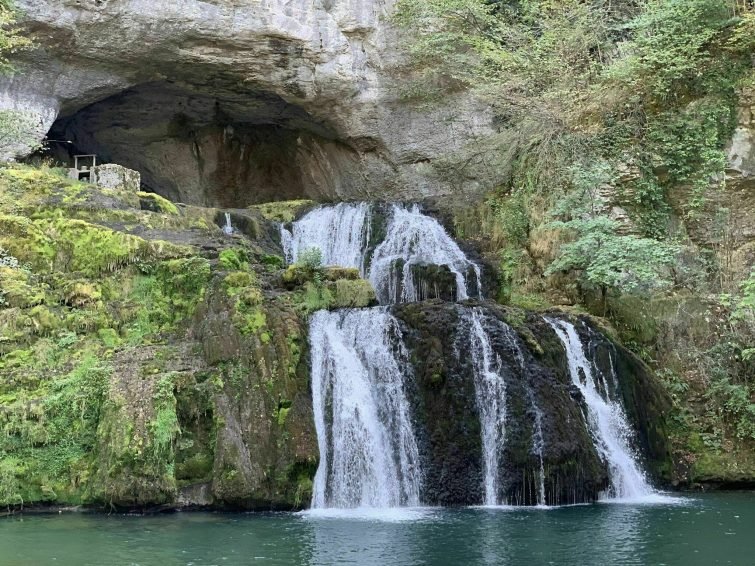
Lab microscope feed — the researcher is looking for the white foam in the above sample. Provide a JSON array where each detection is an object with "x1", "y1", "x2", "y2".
[{"x1": 299, "y1": 507, "x2": 436, "y2": 523}]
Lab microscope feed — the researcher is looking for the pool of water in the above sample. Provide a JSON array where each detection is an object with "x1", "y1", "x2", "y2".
[{"x1": 0, "y1": 493, "x2": 752, "y2": 565}]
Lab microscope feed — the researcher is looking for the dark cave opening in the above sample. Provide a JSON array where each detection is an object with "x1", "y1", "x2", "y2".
[{"x1": 45, "y1": 81, "x2": 362, "y2": 207}]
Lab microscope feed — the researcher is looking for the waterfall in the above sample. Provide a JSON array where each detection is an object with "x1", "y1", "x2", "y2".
[
  {"x1": 545, "y1": 317, "x2": 654, "y2": 500},
  {"x1": 369, "y1": 204, "x2": 482, "y2": 304},
  {"x1": 530, "y1": 399, "x2": 547, "y2": 507},
  {"x1": 223, "y1": 212, "x2": 233, "y2": 235},
  {"x1": 280, "y1": 223, "x2": 293, "y2": 264},
  {"x1": 281, "y1": 203, "x2": 370, "y2": 271},
  {"x1": 282, "y1": 202, "x2": 482, "y2": 305},
  {"x1": 458, "y1": 307, "x2": 514, "y2": 506},
  {"x1": 309, "y1": 308, "x2": 422, "y2": 509}
]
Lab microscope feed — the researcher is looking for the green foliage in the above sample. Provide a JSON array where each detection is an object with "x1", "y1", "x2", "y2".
[
  {"x1": 297, "y1": 247, "x2": 324, "y2": 273},
  {"x1": 545, "y1": 161, "x2": 676, "y2": 301},
  {"x1": 0, "y1": 351, "x2": 111, "y2": 506},
  {"x1": 546, "y1": 215, "x2": 675, "y2": 298},
  {"x1": 605, "y1": 0, "x2": 733, "y2": 101},
  {"x1": 149, "y1": 373, "x2": 180, "y2": 462},
  {"x1": 261, "y1": 254, "x2": 285, "y2": 269},
  {"x1": 218, "y1": 247, "x2": 249, "y2": 271},
  {"x1": 0, "y1": 1, "x2": 30, "y2": 73},
  {"x1": 736, "y1": 270, "x2": 755, "y2": 316}
]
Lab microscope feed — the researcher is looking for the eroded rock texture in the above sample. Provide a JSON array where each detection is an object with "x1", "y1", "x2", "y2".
[{"x1": 2, "y1": 0, "x2": 497, "y2": 204}]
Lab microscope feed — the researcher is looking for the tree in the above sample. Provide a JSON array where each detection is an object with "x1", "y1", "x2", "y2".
[
  {"x1": 545, "y1": 216, "x2": 676, "y2": 310},
  {"x1": 0, "y1": 1, "x2": 29, "y2": 72},
  {"x1": 544, "y1": 161, "x2": 676, "y2": 311}
]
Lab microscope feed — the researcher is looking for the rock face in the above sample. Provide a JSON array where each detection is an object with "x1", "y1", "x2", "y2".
[
  {"x1": 668, "y1": 86, "x2": 755, "y2": 282},
  {"x1": 392, "y1": 302, "x2": 672, "y2": 506},
  {"x1": 2, "y1": 0, "x2": 497, "y2": 205}
]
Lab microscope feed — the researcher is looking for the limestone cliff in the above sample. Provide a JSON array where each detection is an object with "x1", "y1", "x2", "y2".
[{"x1": 1, "y1": 0, "x2": 497, "y2": 204}]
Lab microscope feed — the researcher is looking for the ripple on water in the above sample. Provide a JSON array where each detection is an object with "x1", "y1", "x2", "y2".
[{"x1": 299, "y1": 507, "x2": 438, "y2": 523}]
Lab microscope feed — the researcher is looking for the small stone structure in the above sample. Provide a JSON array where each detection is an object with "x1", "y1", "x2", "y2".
[
  {"x1": 68, "y1": 158, "x2": 141, "y2": 191},
  {"x1": 68, "y1": 154, "x2": 98, "y2": 183},
  {"x1": 93, "y1": 163, "x2": 141, "y2": 191}
]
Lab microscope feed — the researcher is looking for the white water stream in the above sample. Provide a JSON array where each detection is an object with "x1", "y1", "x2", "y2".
[
  {"x1": 309, "y1": 309, "x2": 422, "y2": 509},
  {"x1": 545, "y1": 317, "x2": 654, "y2": 501}
]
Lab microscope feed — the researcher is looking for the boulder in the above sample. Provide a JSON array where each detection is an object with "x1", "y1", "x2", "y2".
[{"x1": 94, "y1": 163, "x2": 141, "y2": 191}]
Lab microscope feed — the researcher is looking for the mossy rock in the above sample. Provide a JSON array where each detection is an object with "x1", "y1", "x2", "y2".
[
  {"x1": 249, "y1": 199, "x2": 315, "y2": 223},
  {"x1": 323, "y1": 267, "x2": 360, "y2": 281},
  {"x1": 0, "y1": 266, "x2": 46, "y2": 308},
  {"x1": 329, "y1": 278, "x2": 377, "y2": 308},
  {"x1": 138, "y1": 191, "x2": 179, "y2": 215}
]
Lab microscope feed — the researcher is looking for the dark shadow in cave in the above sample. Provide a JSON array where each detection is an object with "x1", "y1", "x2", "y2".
[{"x1": 46, "y1": 81, "x2": 363, "y2": 207}]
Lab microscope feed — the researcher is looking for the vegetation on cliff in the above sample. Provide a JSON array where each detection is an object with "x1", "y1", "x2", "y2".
[
  {"x1": 0, "y1": 165, "x2": 324, "y2": 510},
  {"x1": 396, "y1": 0, "x2": 755, "y2": 485}
]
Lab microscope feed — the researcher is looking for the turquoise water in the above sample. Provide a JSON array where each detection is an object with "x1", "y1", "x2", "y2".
[{"x1": 0, "y1": 493, "x2": 752, "y2": 565}]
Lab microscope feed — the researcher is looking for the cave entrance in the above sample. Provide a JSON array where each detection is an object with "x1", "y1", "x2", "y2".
[{"x1": 45, "y1": 81, "x2": 358, "y2": 207}]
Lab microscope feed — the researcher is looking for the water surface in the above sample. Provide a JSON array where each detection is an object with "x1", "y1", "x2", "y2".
[{"x1": 0, "y1": 493, "x2": 751, "y2": 565}]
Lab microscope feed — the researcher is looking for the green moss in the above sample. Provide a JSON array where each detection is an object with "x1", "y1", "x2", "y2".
[
  {"x1": 236, "y1": 305, "x2": 267, "y2": 336},
  {"x1": 249, "y1": 199, "x2": 314, "y2": 223},
  {"x1": 137, "y1": 191, "x2": 179, "y2": 215},
  {"x1": 123, "y1": 258, "x2": 211, "y2": 343},
  {"x1": 0, "y1": 266, "x2": 46, "y2": 308},
  {"x1": 218, "y1": 247, "x2": 249, "y2": 271},
  {"x1": 0, "y1": 352, "x2": 110, "y2": 506},
  {"x1": 97, "y1": 328, "x2": 121, "y2": 348},
  {"x1": 261, "y1": 254, "x2": 285, "y2": 269},
  {"x1": 324, "y1": 267, "x2": 361, "y2": 281},
  {"x1": 62, "y1": 280, "x2": 102, "y2": 307},
  {"x1": 0, "y1": 214, "x2": 56, "y2": 268},
  {"x1": 224, "y1": 271, "x2": 256, "y2": 294},
  {"x1": 300, "y1": 281, "x2": 334, "y2": 313},
  {"x1": 175, "y1": 452, "x2": 214, "y2": 482},
  {"x1": 331, "y1": 278, "x2": 376, "y2": 308}
]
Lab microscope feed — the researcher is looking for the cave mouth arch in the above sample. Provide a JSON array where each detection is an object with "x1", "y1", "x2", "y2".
[{"x1": 46, "y1": 81, "x2": 364, "y2": 207}]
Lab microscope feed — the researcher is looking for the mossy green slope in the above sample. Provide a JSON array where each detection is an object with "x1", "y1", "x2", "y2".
[{"x1": 0, "y1": 165, "x2": 318, "y2": 511}]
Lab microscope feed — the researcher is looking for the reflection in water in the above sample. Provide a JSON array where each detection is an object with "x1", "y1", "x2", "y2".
[{"x1": 0, "y1": 494, "x2": 751, "y2": 566}]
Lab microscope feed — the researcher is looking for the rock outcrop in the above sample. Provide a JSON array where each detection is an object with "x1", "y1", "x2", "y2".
[
  {"x1": 393, "y1": 302, "x2": 671, "y2": 506},
  {"x1": 667, "y1": 84, "x2": 755, "y2": 282},
  {"x1": 2, "y1": 0, "x2": 497, "y2": 205}
]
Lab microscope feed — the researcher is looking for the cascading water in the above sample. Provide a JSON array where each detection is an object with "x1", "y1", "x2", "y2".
[
  {"x1": 530, "y1": 398, "x2": 547, "y2": 507},
  {"x1": 281, "y1": 202, "x2": 370, "y2": 270},
  {"x1": 456, "y1": 307, "x2": 530, "y2": 506},
  {"x1": 223, "y1": 212, "x2": 234, "y2": 235},
  {"x1": 309, "y1": 309, "x2": 422, "y2": 509},
  {"x1": 296, "y1": 202, "x2": 487, "y2": 509},
  {"x1": 283, "y1": 203, "x2": 482, "y2": 304},
  {"x1": 462, "y1": 307, "x2": 508, "y2": 506},
  {"x1": 545, "y1": 317, "x2": 654, "y2": 500},
  {"x1": 291, "y1": 202, "x2": 656, "y2": 509},
  {"x1": 369, "y1": 204, "x2": 482, "y2": 304}
]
